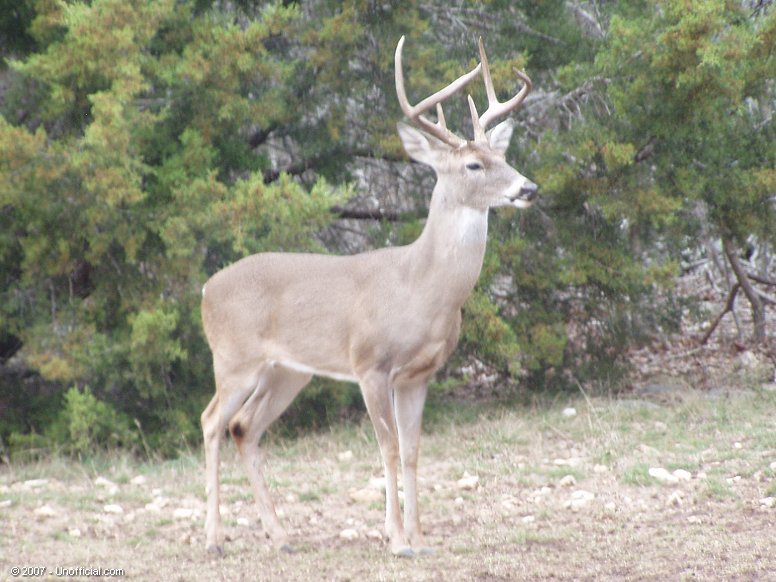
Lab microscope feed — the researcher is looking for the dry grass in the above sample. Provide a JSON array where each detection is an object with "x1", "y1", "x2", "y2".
[{"x1": 2, "y1": 385, "x2": 776, "y2": 581}]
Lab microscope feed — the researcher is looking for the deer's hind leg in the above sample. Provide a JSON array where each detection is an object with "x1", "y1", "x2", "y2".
[
  {"x1": 229, "y1": 363, "x2": 312, "y2": 551},
  {"x1": 202, "y1": 360, "x2": 265, "y2": 555}
]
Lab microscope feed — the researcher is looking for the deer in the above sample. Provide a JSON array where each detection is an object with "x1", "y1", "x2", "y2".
[{"x1": 200, "y1": 36, "x2": 538, "y2": 558}]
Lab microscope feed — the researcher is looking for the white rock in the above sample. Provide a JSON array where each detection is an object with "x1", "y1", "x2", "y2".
[
  {"x1": 236, "y1": 517, "x2": 250, "y2": 526},
  {"x1": 68, "y1": 527, "x2": 81, "y2": 537},
  {"x1": 769, "y1": 461, "x2": 776, "y2": 471},
  {"x1": 366, "y1": 529, "x2": 383, "y2": 540},
  {"x1": 130, "y1": 475, "x2": 147, "y2": 486},
  {"x1": 34, "y1": 504, "x2": 56, "y2": 517},
  {"x1": 94, "y1": 476, "x2": 117, "y2": 488},
  {"x1": 667, "y1": 490, "x2": 684, "y2": 507},
  {"x1": 339, "y1": 528, "x2": 359, "y2": 541},
  {"x1": 759, "y1": 497, "x2": 775, "y2": 508},
  {"x1": 456, "y1": 474, "x2": 479, "y2": 491},
  {"x1": 501, "y1": 499, "x2": 516, "y2": 512},
  {"x1": 338, "y1": 450, "x2": 354, "y2": 462},
  {"x1": 733, "y1": 442, "x2": 743, "y2": 449},
  {"x1": 0, "y1": 499, "x2": 12, "y2": 509},
  {"x1": 593, "y1": 464, "x2": 609, "y2": 473},
  {"x1": 649, "y1": 467, "x2": 678, "y2": 483},
  {"x1": 350, "y1": 488, "x2": 383, "y2": 504},
  {"x1": 553, "y1": 457, "x2": 583, "y2": 467},
  {"x1": 521, "y1": 515, "x2": 535, "y2": 524},
  {"x1": 566, "y1": 490, "x2": 595, "y2": 511},
  {"x1": 454, "y1": 497, "x2": 464, "y2": 507},
  {"x1": 173, "y1": 508, "x2": 194, "y2": 520},
  {"x1": 103, "y1": 504, "x2": 123, "y2": 514},
  {"x1": 571, "y1": 490, "x2": 595, "y2": 502},
  {"x1": 562, "y1": 407, "x2": 577, "y2": 418},
  {"x1": 673, "y1": 469, "x2": 692, "y2": 482},
  {"x1": 24, "y1": 479, "x2": 49, "y2": 489},
  {"x1": 558, "y1": 475, "x2": 577, "y2": 488},
  {"x1": 737, "y1": 351, "x2": 759, "y2": 369}
]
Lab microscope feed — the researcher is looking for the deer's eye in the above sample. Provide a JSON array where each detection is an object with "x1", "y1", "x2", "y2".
[{"x1": 465, "y1": 162, "x2": 484, "y2": 171}]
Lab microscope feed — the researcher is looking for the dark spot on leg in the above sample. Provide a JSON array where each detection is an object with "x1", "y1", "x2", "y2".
[{"x1": 230, "y1": 422, "x2": 243, "y2": 441}]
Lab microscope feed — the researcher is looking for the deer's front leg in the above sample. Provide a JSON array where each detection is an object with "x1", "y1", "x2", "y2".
[
  {"x1": 395, "y1": 380, "x2": 430, "y2": 553},
  {"x1": 360, "y1": 372, "x2": 412, "y2": 557}
]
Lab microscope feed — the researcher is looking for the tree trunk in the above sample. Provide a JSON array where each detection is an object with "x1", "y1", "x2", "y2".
[{"x1": 723, "y1": 237, "x2": 766, "y2": 343}]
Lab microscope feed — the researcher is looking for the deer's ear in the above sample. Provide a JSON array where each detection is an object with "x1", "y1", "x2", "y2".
[
  {"x1": 486, "y1": 119, "x2": 514, "y2": 156},
  {"x1": 397, "y1": 123, "x2": 447, "y2": 166}
]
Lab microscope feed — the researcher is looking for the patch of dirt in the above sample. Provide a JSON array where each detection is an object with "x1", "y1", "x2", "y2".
[{"x1": 2, "y1": 389, "x2": 776, "y2": 581}]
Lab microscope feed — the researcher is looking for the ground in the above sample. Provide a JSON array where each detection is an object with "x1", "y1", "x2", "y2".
[{"x1": 2, "y1": 381, "x2": 776, "y2": 581}]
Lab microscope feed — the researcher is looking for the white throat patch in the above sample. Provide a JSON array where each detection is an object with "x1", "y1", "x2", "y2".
[{"x1": 456, "y1": 207, "x2": 488, "y2": 245}]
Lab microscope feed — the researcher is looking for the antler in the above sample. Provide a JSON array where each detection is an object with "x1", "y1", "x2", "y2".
[
  {"x1": 468, "y1": 37, "x2": 532, "y2": 143},
  {"x1": 395, "y1": 36, "x2": 481, "y2": 148}
]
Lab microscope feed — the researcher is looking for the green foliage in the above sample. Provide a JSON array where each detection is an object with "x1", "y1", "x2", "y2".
[
  {"x1": 1, "y1": 0, "x2": 774, "y2": 456},
  {"x1": 0, "y1": 0, "x2": 348, "y2": 455},
  {"x1": 9, "y1": 386, "x2": 135, "y2": 458},
  {"x1": 596, "y1": 0, "x2": 775, "y2": 244},
  {"x1": 277, "y1": 378, "x2": 364, "y2": 437},
  {"x1": 49, "y1": 386, "x2": 136, "y2": 455},
  {"x1": 460, "y1": 290, "x2": 521, "y2": 374}
]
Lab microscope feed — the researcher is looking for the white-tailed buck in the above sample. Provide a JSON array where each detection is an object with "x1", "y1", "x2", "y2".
[{"x1": 200, "y1": 36, "x2": 537, "y2": 557}]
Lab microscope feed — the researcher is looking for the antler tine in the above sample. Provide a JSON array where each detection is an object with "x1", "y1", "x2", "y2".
[
  {"x1": 475, "y1": 37, "x2": 532, "y2": 133},
  {"x1": 395, "y1": 36, "x2": 481, "y2": 148}
]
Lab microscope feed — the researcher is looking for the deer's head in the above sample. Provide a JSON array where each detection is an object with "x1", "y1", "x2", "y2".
[{"x1": 395, "y1": 37, "x2": 538, "y2": 211}]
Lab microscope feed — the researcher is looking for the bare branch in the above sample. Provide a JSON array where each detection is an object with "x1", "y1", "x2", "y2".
[
  {"x1": 724, "y1": 238, "x2": 766, "y2": 343},
  {"x1": 700, "y1": 283, "x2": 739, "y2": 345},
  {"x1": 330, "y1": 205, "x2": 400, "y2": 222}
]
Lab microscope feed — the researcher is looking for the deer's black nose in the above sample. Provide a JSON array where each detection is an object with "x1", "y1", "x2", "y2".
[{"x1": 519, "y1": 181, "x2": 538, "y2": 201}]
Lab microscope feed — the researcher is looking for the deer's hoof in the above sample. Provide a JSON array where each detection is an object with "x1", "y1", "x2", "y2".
[
  {"x1": 279, "y1": 543, "x2": 296, "y2": 554},
  {"x1": 206, "y1": 544, "x2": 225, "y2": 558},
  {"x1": 392, "y1": 546, "x2": 414, "y2": 558}
]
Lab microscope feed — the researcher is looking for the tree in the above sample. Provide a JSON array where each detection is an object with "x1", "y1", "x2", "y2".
[
  {"x1": 0, "y1": 0, "x2": 348, "y2": 453},
  {"x1": 594, "y1": 0, "x2": 776, "y2": 342},
  {"x1": 2, "y1": 0, "x2": 772, "y2": 455}
]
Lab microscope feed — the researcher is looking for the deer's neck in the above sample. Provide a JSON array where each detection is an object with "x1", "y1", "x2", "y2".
[{"x1": 410, "y1": 183, "x2": 489, "y2": 307}]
